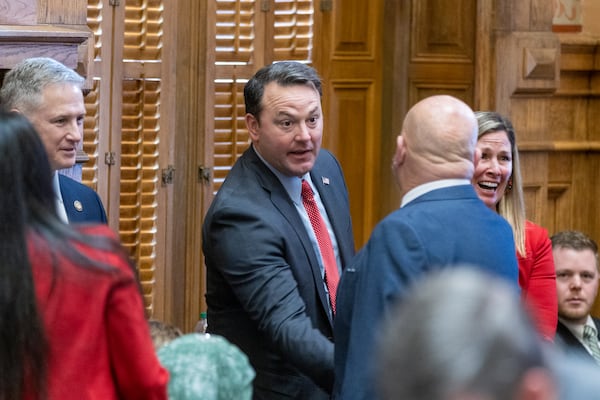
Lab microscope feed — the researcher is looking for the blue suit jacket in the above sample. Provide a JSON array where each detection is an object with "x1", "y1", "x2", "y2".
[
  {"x1": 202, "y1": 146, "x2": 355, "y2": 399},
  {"x1": 59, "y1": 174, "x2": 107, "y2": 224},
  {"x1": 333, "y1": 184, "x2": 519, "y2": 400}
]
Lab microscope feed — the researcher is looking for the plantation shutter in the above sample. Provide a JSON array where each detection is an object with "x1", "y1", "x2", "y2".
[
  {"x1": 85, "y1": 0, "x2": 165, "y2": 314},
  {"x1": 212, "y1": 0, "x2": 315, "y2": 192}
]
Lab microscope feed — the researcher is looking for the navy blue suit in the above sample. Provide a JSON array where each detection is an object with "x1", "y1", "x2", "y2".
[
  {"x1": 333, "y1": 184, "x2": 519, "y2": 400},
  {"x1": 203, "y1": 146, "x2": 355, "y2": 399},
  {"x1": 59, "y1": 174, "x2": 107, "y2": 224}
]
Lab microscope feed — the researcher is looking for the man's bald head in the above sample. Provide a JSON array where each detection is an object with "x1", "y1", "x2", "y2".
[{"x1": 393, "y1": 95, "x2": 478, "y2": 195}]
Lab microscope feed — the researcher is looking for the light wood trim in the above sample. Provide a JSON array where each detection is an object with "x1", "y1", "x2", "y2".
[
  {"x1": 519, "y1": 141, "x2": 600, "y2": 152},
  {"x1": 0, "y1": 25, "x2": 91, "y2": 71},
  {"x1": 0, "y1": 25, "x2": 89, "y2": 41}
]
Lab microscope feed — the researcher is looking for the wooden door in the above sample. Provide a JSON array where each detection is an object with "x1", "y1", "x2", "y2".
[
  {"x1": 313, "y1": 0, "x2": 385, "y2": 247},
  {"x1": 379, "y1": 0, "x2": 478, "y2": 218}
]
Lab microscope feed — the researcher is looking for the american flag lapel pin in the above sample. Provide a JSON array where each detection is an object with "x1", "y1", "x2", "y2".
[{"x1": 322, "y1": 176, "x2": 330, "y2": 185}]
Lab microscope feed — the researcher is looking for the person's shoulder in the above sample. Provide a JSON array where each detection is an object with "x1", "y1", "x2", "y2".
[
  {"x1": 525, "y1": 219, "x2": 548, "y2": 233},
  {"x1": 524, "y1": 219, "x2": 551, "y2": 245},
  {"x1": 315, "y1": 148, "x2": 342, "y2": 170},
  {"x1": 58, "y1": 174, "x2": 99, "y2": 195}
]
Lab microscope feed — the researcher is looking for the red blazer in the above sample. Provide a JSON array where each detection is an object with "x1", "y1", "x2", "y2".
[
  {"x1": 518, "y1": 220, "x2": 558, "y2": 341},
  {"x1": 28, "y1": 225, "x2": 168, "y2": 400}
]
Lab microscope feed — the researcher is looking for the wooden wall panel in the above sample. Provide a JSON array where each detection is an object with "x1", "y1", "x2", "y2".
[
  {"x1": 412, "y1": 0, "x2": 474, "y2": 60},
  {"x1": 495, "y1": 11, "x2": 600, "y2": 314},
  {"x1": 40, "y1": 0, "x2": 87, "y2": 24},
  {"x1": 327, "y1": 82, "x2": 373, "y2": 239},
  {"x1": 519, "y1": 153, "x2": 548, "y2": 226},
  {"x1": 334, "y1": 2, "x2": 369, "y2": 54},
  {"x1": 315, "y1": 0, "x2": 383, "y2": 246},
  {"x1": 408, "y1": 82, "x2": 473, "y2": 111},
  {"x1": 379, "y1": 0, "x2": 477, "y2": 219},
  {"x1": 0, "y1": 0, "x2": 86, "y2": 25}
]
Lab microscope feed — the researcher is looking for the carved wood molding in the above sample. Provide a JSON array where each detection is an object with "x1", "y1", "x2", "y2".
[
  {"x1": 0, "y1": 25, "x2": 91, "y2": 79},
  {"x1": 519, "y1": 141, "x2": 600, "y2": 152},
  {"x1": 556, "y1": 33, "x2": 600, "y2": 96},
  {"x1": 497, "y1": 32, "x2": 560, "y2": 97}
]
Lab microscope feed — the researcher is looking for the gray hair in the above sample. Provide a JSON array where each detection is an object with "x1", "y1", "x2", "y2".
[
  {"x1": 377, "y1": 266, "x2": 546, "y2": 400},
  {"x1": 0, "y1": 57, "x2": 84, "y2": 113}
]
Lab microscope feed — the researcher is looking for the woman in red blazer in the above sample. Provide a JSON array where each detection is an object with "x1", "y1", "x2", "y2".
[
  {"x1": 0, "y1": 110, "x2": 168, "y2": 399},
  {"x1": 471, "y1": 111, "x2": 557, "y2": 341}
]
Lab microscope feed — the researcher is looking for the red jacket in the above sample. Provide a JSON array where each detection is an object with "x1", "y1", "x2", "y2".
[
  {"x1": 28, "y1": 225, "x2": 168, "y2": 399},
  {"x1": 518, "y1": 220, "x2": 558, "y2": 341}
]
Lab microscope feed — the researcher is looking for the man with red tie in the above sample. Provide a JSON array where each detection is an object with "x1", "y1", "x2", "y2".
[{"x1": 202, "y1": 61, "x2": 355, "y2": 399}]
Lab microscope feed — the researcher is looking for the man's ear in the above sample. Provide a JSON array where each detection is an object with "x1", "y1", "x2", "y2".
[
  {"x1": 394, "y1": 135, "x2": 406, "y2": 165},
  {"x1": 245, "y1": 113, "x2": 260, "y2": 141}
]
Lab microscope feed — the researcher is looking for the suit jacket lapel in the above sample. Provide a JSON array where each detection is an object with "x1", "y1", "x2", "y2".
[
  {"x1": 244, "y1": 148, "x2": 333, "y2": 323},
  {"x1": 557, "y1": 321, "x2": 596, "y2": 361}
]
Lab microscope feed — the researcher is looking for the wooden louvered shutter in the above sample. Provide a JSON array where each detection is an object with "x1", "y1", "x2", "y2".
[
  {"x1": 86, "y1": 0, "x2": 166, "y2": 315},
  {"x1": 82, "y1": 2, "x2": 103, "y2": 194},
  {"x1": 118, "y1": 0, "x2": 165, "y2": 314},
  {"x1": 212, "y1": 0, "x2": 315, "y2": 193}
]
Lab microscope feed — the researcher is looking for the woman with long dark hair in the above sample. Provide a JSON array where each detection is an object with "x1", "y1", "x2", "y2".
[{"x1": 0, "y1": 110, "x2": 167, "y2": 399}]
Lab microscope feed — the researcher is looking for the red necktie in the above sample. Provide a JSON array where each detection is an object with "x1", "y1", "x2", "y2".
[{"x1": 301, "y1": 179, "x2": 340, "y2": 314}]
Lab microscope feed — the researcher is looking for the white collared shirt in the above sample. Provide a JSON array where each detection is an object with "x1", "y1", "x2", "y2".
[
  {"x1": 401, "y1": 179, "x2": 471, "y2": 208},
  {"x1": 53, "y1": 172, "x2": 69, "y2": 223},
  {"x1": 559, "y1": 316, "x2": 600, "y2": 354}
]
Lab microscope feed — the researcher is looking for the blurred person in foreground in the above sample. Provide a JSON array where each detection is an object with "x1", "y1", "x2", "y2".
[
  {"x1": 202, "y1": 61, "x2": 355, "y2": 399},
  {"x1": 333, "y1": 95, "x2": 519, "y2": 400},
  {"x1": 0, "y1": 57, "x2": 107, "y2": 223},
  {"x1": 552, "y1": 230, "x2": 600, "y2": 364},
  {"x1": 149, "y1": 319, "x2": 184, "y2": 351},
  {"x1": 471, "y1": 111, "x2": 557, "y2": 340},
  {"x1": 0, "y1": 110, "x2": 167, "y2": 399},
  {"x1": 157, "y1": 333, "x2": 255, "y2": 400},
  {"x1": 377, "y1": 266, "x2": 600, "y2": 400}
]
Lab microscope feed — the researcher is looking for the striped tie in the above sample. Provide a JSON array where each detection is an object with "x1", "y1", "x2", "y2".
[{"x1": 583, "y1": 325, "x2": 600, "y2": 363}]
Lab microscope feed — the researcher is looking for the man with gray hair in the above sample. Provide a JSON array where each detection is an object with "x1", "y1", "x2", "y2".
[{"x1": 0, "y1": 57, "x2": 107, "y2": 223}]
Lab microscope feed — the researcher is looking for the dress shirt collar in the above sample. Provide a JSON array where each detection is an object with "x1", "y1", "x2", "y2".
[
  {"x1": 401, "y1": 179, "x2": 471, "y2": 208},
  {"x1": 52, "y1": 171, "x2": 61, "y2": 197},
  {"x1": 251, "y1": 145, "x2": 310, "y2": 204},
  {"x1": 52, "y1": 172, "x2": 69, "y2": 223},
  {"x1": 559, "y1": 315, "x2": 597, "y2": 342}
]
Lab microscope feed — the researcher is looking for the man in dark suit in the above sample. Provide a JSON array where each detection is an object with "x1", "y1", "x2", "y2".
[
  {"x1": 0, "y1": 57, "x2": 107, "y2": 223},
  {"x1": 333, "y1": 95, "x2": 520, "y2": 400},
  {"x1": 202, "y1": 62, "x2": 355, "y2": 399},
  {"x1": 552, "y1": 230, "x2": 600, "y2": 365}
]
